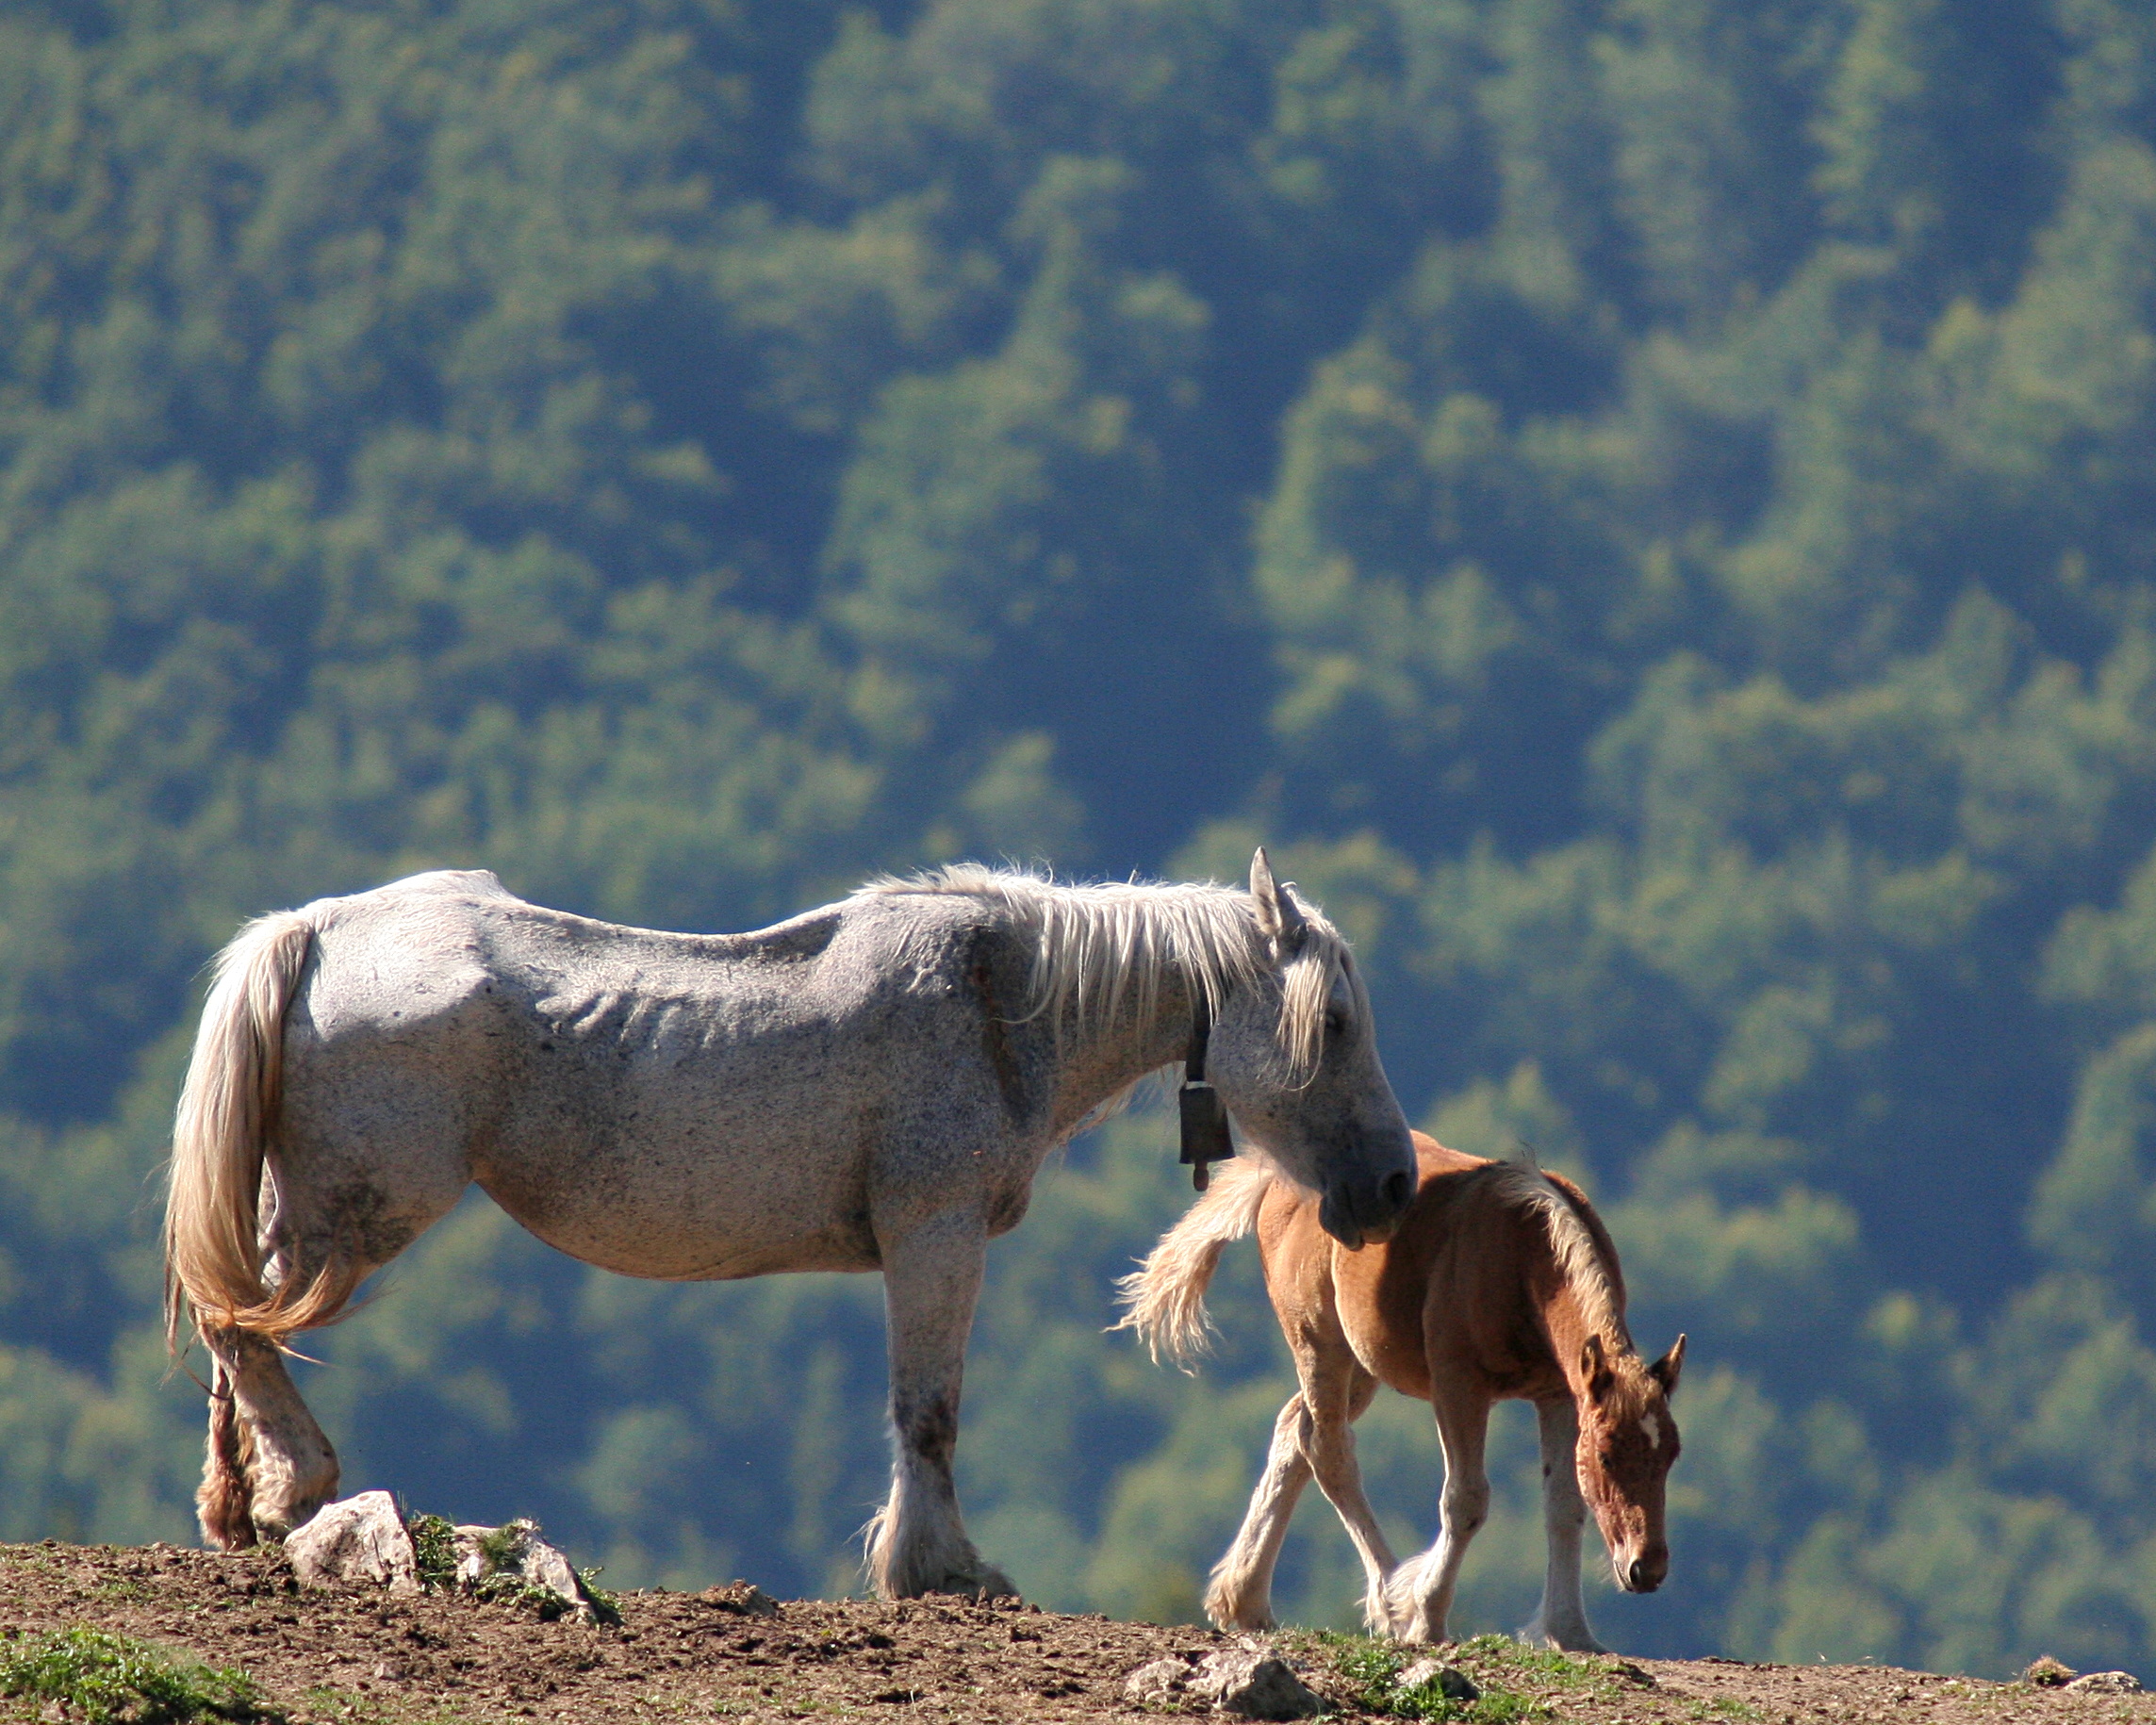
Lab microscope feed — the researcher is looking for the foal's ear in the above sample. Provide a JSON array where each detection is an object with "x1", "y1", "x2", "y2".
[
  {"x1": 1581, "y1": 1332, "x2": 1617, "y2": 1403},
  {"x1": 1251, "y1": 847, "x2": 1308, "y2": 954},
  {"x1": 1650, "y1": 1333, "x2": 1687, "y2": 1398}
]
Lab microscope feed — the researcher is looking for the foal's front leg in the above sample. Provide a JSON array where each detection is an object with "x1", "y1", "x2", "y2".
[
  {"x1": 1515, "y1": 1398, "x2": 1607, "y2": 1653},
  {"x1": 865, "y1": 1205, "x2": 1013, "y2": 1600},
  {"x1": 1296, "y1": 1363, "x2": 1396, "y2": 1635},
  {"x1": 1389, "y1": 1387, "x2": 1491, "y2": 1644},
  {"x1": 1206, "y1": 1392, "x2": 1317, "y2": 1631}
]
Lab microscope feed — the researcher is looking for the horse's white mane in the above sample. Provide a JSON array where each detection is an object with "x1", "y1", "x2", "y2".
[
  {"x1": 1489, "y1": 1161, "x2": 1632, "y2": 1352},
  {"x1": 859, "y1": 864, "x2": 1349, "y2": 1079}
]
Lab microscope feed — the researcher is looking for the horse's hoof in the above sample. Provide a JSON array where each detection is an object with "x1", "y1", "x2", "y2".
[
  {"x1": 923, "y1": 1562, "x2": 1019, "y2": 1602},
  {"x1": 1514, "y1": 1621, "x2": 1605, "y2": 1655}
]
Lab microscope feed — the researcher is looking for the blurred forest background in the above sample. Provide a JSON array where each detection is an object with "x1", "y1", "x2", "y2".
[{"x1": 8, "y1": 0, "x2": 2156, "y2": 1680}]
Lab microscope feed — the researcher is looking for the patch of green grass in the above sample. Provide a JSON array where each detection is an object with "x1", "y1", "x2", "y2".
[
  {"x1": 403, "y1": 1513, "x2": 459, "y2": 1593},
  {"x1": 471, "y1": 1525, "x2": 520, "y2": 1571},
  {"x1": 1448, "y1": 1635, "x2": 1632, "y2": 1698},
  {"x1": 576, "y1": 1567, "x2": 623, "y2": 1626},
  {"x1": 0, "y1": 1628, "x2": 276, "y2": 1725},
  {"x1": 469, "y1": 1569, "x2": 571, "y2": 1620},
  {"x1": 403, "y1": 1509, "x2": 617, "y2": 1625},
  {"x1": 1315, "y1": 1633, "x2": 1552, "y2": 1723}
]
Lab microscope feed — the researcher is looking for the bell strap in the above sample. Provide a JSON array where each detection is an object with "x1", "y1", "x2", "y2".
[{"x1": 1177, "y1": 991, "x2": 1235, "y2": 1191}]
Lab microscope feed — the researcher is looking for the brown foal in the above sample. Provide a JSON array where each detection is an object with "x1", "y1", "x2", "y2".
[{"x1": 1119, "y1": 1131, "x2": 1684, "y2": 1648}]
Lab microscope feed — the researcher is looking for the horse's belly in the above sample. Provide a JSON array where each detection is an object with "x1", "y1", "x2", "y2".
[
  {"x1": 472, "y1": 1105, "x2": 881, "y2": 1281},
  {"x1": 493, "y1": 1188, "x2": 881, "y2": 1279}
]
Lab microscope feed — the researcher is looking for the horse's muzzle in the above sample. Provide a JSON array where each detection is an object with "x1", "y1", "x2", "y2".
[
  {"x1": 1617, "y1": 1545, "x2": 1669, "y2": 1593},
  {"x1": 1320, "y1": 1164, "x2": 1417, "y2": 1249}
]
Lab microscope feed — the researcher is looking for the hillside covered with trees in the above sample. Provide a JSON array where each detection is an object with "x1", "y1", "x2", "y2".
[{"x1": 8, "y1": 0, "x2": 2156, "y2": 1679}]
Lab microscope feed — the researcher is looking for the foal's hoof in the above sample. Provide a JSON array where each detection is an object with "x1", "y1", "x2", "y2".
[{"x1": 1207, "y1": 1592, "x2": 1276, "y2": 1634}]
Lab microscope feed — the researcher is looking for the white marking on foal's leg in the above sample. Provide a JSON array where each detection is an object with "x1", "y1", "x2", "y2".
[
  {"x1": 866, "y1": 1208, "x2": 1012, "y2": 1601},
  {"x1": 1517, "y1": 1399, "x2": 1606, "y2": 1653},
  {"x1": 1206, "y1": 1393, "x2": 1315, "y2": 1632}
]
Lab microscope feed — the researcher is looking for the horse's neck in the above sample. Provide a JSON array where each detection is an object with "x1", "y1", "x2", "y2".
[{"x1": 1043, "y1": 967, "x2": 1201, "y2": 1137}]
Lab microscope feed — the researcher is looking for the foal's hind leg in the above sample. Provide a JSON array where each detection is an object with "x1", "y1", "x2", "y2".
[
  {"x1": 197, "y1": 1327, "x2": 338, "y2": 1547},
  {"x1": 1386, "y1": 1384, "x2": 1491, "y2": 1644},
  {"x1": 1515, "y1": 1398, "x2": 1607, "y2": 1652},
  {"x1": 865, "y1": 1205, "x2": 1012, "y2": 1600},
  {"x1": 1205, "y1": 1392, "x2": 1317, "y2": 1631}
]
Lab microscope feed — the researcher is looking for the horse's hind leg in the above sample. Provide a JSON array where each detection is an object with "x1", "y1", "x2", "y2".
[
  {"x1": 199, "y1": 1118, "x2": 469, "y2": 1549},
  {"x1": 865, "y1": 1206, "x2": 1012, "y2": 1600},
  {"x1": 1516, "y1": 1398, "x2": 1606, "y2": 1653},
  {"x1": 1205, "y1": 1392, "x2": 1317, "y2": 1631},
  {"x1": 198, "y1": 1326, "x2": 338, "y2": 1547}
]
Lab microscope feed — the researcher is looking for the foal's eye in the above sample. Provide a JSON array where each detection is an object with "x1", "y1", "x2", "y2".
[{"x1": 1325, "y1": 1007, "x2": 1349, "y2": 1041}]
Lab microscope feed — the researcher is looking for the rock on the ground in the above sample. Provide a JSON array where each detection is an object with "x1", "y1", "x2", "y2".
[
  {"x1": 1125, "y1": 1655, "x2": 1196, "y2": 1705},
  {"x1": 2065, "y1": 1671, "x2": 2143, "y2": 1693},
  {"x1": 700, "y1": 1580, "x2": 781, "y2": 1617},
  {"x1": 1399, "y1": 1657, "x2": 1481, "y2": 1701},
  {"x1": 1187, "y1": 1648, "x2": 1325, "y2": 1719},
  {"x1": 284, "y1": 1491, "x2": 420, "y2": 1595},
  {"x1": 450, "y1": 1518, "x2": 599, "y2": 1622}
]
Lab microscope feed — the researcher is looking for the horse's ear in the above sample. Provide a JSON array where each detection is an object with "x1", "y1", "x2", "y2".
[
  {"x1": 1251, "y1": 847, "x2": 1308, "y2": 954},
  {"x1": 1650, "y1": 1333, "x2": 1687, "y2": 1398},
  {"x1": 1581, "y1": 1332, "x2": 1616, "y2": 1402}
]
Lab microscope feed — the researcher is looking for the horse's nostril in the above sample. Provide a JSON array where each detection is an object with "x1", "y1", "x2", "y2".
[
  {"x1": 1382, "y1": 1169, "x2": 1413, "y2": 1212},
  {"x1": 1627, "y1": 1557, "x2": 1663, "y2": 1592}
]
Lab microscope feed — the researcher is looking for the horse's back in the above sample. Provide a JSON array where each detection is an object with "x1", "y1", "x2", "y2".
[{"x1": 271, "y1": 872, "x2": 1035, "y2": 1281}]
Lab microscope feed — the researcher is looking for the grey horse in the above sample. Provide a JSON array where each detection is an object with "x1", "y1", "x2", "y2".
[{"x1": 165, "y1": 849, "x2": 1417, "y2": 1596}]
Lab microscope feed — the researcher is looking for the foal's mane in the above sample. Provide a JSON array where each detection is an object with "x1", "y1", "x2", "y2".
[
  {"x1": 1487, "y1": 1162, "x2": 1632, "y2": 1354},
  {"x1": 860, "y1": 864, "x2": 1349, "y2": 1079}
]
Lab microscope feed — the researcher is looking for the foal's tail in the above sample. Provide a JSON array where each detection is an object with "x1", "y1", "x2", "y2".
[
  {"x1": 1112, "y1": 1157, "x2": 1275, "y2": 1369},
  {"x1": 163, "y1": 908, "x2": 348, "y2": 1355}
]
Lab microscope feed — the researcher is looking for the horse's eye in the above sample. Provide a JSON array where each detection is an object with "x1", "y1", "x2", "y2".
[{"x1": 1325, "y1": 1008, "x2": 1348, "y2": 1041}]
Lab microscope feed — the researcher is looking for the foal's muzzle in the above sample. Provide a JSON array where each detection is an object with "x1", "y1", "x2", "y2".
[{"x1": 1618, "y1": 1545, "x2": 1669, "y2": 1593}]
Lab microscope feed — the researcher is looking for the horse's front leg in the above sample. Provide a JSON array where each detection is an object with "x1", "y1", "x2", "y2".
[
  {"x1": 1516, "y1": 1398, "x2": 1607, "y2": 1653},
  {"x1": 1389, "y1": 1387, "x2": 1491, "y2": 1644},
  {"x1": 864, "y1": 1205, "x2": 1013, "y2": 1600}
]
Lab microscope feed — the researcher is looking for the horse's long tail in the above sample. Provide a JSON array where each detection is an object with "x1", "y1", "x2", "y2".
[
  {"x1": 163, "y1": 909, "x2": 348, "y2": 1354},
  {"x1": 1112, "y1": 1157, "x2": 1275, "y2": 1369}
]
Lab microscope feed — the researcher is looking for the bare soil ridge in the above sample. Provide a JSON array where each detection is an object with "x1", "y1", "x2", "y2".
[{"x1": 0, "y1": 1541, "x2": 2144, "y2": 1725}]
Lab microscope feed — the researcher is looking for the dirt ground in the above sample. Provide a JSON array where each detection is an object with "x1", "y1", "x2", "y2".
[{"x1": 1, "y1": 1539, "x2": 2149, "y2": 1725}]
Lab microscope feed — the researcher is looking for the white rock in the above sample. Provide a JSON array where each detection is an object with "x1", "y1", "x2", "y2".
[
  {"x1": 1400, "y1": 1658, "x2": 1480, "y2": 1700},
  {"x1": 284, "y1": 1490, "x2": 420, "y2": 1594},
  {"x1": 1125, "y1": 1656, "x2": 1194, "y2": 1704},
  {"x1": 2065, "y1": 1671, "x2": 2142, "y2": 1693},
  {"x1": 452, "y1": 1518, "x2": 598, "y2": 1622},
  {"x1": 1188, "y1": 1649, "x2": 1325, "y2": 1719}
]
